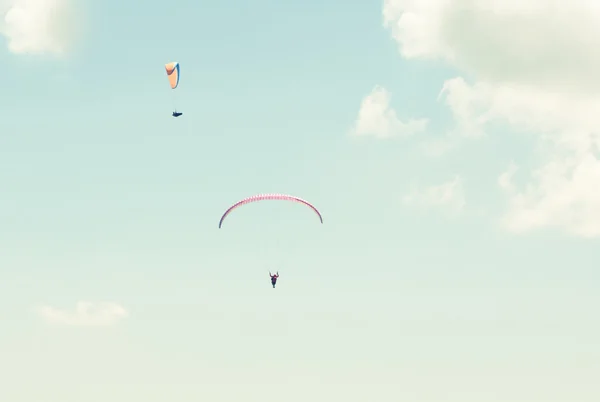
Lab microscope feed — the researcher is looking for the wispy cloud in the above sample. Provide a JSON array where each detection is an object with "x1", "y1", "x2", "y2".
[
  {"x1": 35, "y1": 301, "x2": 128, "y2": 326},
  {"x1": 402, "y1": 175, "x2": 465, "y2": 215},
  {"x1": 350, "y1": 85, "x2": 428, "y2": 138},
  {"x1": 498, "y1": 161, "x2": 518, "y2": 192},
  {"x1": 0, "y1": 0, "x2": 83, "y2": 55}
]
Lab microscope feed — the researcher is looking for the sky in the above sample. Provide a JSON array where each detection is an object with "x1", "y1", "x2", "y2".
[{"x1": 1, "y1": 0, "x2": 599, "y2": 401}]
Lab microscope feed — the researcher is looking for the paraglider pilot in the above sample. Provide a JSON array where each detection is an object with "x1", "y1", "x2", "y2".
[{"x1": 269, "y1": 271, "x2": 279, "y2": 288}]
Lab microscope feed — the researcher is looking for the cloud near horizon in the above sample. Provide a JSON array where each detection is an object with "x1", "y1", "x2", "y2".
[
  {"x1": 36, "y1": 301, "x2": 128, "y2": 326},
  {"x1": 377, "y1": 0, "x2": 600, "y2": 237},
  {"x1": 0, "y1": 0, "x2": 83, "y2": 55}
]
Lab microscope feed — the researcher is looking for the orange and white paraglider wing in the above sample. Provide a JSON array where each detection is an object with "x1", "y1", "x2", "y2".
[{"x1": 165, "y1": 62, "x2": 180, "y2": 89}]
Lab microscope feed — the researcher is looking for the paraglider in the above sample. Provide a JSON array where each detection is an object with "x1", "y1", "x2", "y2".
[
  {"x1": 165, "y1": 61, "x2": 182, "y2": 117},
  {"x1": 218, "y1": 193, "x2": 323, "y2": 228},
  {"x1": 218, "y1": 193, "x2": 322, "y2": 289},
  {"x1": 269, "y1": 271, "x2": 279, "y2": 288}
]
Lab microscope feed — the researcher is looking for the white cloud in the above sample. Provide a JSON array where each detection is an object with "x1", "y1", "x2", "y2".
[
  {"x1": 498, "y1": 161, "x2": 518, "y2": 192},
  {"x1": 351, "y1": 85, "x2": 428, "y2": 138},
  {"x1": 499, "y1": 154, "x2": 600, "y2": 237},
  {"x1": 36, "y1": 301, "x2": 128, "y2": 326},
  {"x1": 439, "y1": 77, "x2": 600, "y2": 139},
  {"x1": 448, "y1": 79, "x2": 600, "y2": 236},
  {"x1": 403, "y1": 175, "x2": 465, "y2": 215},
  {"x1": 0, "y1": 0, "x2": 83, "y2": 55},
  {"x1": 383, "y1": 0, "x2": 600, "y2": 92},
  {"x1": 383, "y1": 0, "x2": 600, "y2": 236}
]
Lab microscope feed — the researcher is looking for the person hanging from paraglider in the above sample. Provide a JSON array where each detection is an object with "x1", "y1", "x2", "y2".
[{"x1": 269, "y1": 271, "x2": 279, "y2": 288}]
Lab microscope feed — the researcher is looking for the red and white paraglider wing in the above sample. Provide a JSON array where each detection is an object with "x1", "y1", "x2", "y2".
[{"x1": 218, "y1": 193, "x2": 323, "y2": 228}]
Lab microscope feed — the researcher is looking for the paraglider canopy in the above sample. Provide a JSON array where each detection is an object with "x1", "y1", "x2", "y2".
[
  {"x1": 218, "y1": 193, "x2": 323, "y2": 228},
  {"x1": 165, "y1": 62, "x2": 180, "y2": 89}
]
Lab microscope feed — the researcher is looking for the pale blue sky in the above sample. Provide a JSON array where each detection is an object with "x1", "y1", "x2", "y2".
[{"x1": 1, "y1": 1, "x2": 599, "y2": 401}]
